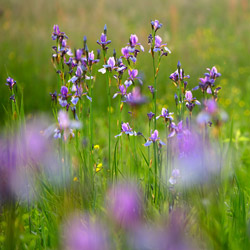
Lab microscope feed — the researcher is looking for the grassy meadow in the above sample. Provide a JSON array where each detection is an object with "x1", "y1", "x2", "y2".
[{"x1": 0, "y1": 0, "x2": 250, "y2": 249}]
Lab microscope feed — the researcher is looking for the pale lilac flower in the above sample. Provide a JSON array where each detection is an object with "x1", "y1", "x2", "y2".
[
  {"x1": 144, "y1": 130, "x2": 166, "y2": 146},
  {"x1": 128, "y1": 69, "x2": 142, "y2": 84}
]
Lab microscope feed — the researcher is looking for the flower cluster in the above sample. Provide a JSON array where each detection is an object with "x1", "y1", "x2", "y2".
[{"x1": 194, "y1": 66, "x2": 221, "y2": 95}]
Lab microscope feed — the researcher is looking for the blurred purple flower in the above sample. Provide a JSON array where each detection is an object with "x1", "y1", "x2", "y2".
[
  {"x1": 169, "y1": 169, "x2": 181, "y2": 185},
  {"x1": 107, "y1": 182, "x2": 142, "y2": 229},
  {"x1": 148, "y1": 85, "x2": 155, "y2": 94},
  {"x1": 63, "y1": 214, "x2": 110, "y2": 250},
  {"x1": 125, "y1": 87, "x2": 147, "y2": 106}
]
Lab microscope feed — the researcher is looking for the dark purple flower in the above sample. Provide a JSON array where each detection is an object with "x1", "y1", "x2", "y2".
[
  {"x1": 128, "y1": 69, "x2": 142, "y2": 83},
  {"x1": 151, "y1": 20, "x2": 163, "y2": 32},
  {"x1": 60, "y1": 86, "x2": 68, "y2": 98},
  {"x1": 5, "y1": 77, "x2": 16, "y2": 90},
  {"x1": 50, "y1": 91, "x2": 57, "y2": 103},
  {"x1": 75, "y1": 49, "x2": 82, "y2": 61},
  {"x1": 107, "y1": 182, "x2": 142, "y2": 229},
  {"x1": 9, "y1": 94, "x2": 16, "y2": 103},
  {"x1": 144, "y1": 130, "x2": 166, "y2": 146},
  {"x1": 147, "y1": 112, "x2": 155, "y2": 121}
]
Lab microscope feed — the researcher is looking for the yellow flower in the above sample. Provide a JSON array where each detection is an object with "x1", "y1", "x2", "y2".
[
  {"x1": 96, "y1": 163, "x2": 103, "y2": 173},
  {"x1": 73, "y1": 177, "x2": 78, "y2": 182},
  {"x1": 94, "y1": 145, "x2": 100, "y2": 150}
]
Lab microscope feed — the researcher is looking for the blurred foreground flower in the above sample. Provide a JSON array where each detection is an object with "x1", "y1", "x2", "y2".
[
  {"x1": 106, "y1": 182, "x2": 142, "y2": 229},
  {"x1": 63, "y1": 214, "x2": 110, "y2": 250}
]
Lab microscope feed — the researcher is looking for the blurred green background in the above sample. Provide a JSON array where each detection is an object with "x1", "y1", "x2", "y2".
[{"x1": 1, "y1": 0, "x2": 249, "y2": 129}]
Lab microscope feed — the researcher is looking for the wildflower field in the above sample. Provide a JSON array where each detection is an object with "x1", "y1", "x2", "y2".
[{"x1": 1, "y1": 0, "x2": 250, "y2": 249}]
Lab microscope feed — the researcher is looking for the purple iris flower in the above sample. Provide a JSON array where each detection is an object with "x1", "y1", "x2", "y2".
[
  {"x1": 156, "y1": 108, "x2": 174, "y2": 122},
  {"x1": 98, "y1": 57, "x2": 116, "y2": 74},
  {"x1": 169, "y1": 69, "x2": 190, "y2": 84},
  {"x1": 184, "y1": 91, "x2": 201, "y2": 112},
  {"x1": 144, "y1": 130, "x2": 166, "y2": 146},
  {"x1": 58, "y1": 86, "x2": 70, "y2": 107},
  {"x1": 113, "y1": 84, "x2": 127, "y2": 99},
  {"x1": 115, "y1": 122, "x2": 136, "y2": 137},
  {"x1": 97, "y1": 32, "x2": 111, "y2": 49},
  {"x1": 168, "y1": 120, "x2": 183, "y2": 138},
  {"x1": 148, "y1": 85, "x2": 155, "y2": 94},
  {"x1": 125, "y1": 87, "x2": 147, "y2": 106},
  {"x1": 128, "y1": 69, "x2": 142, "y2": 84},
  {"x1": 153, "y1": 35, "x2": 171, "y2": 53},
  {"x1": 151, "y1": 20, "x2": 163, "y2": 32},
  {"x1": 129, "y1": 34, "x2": 144, "y2": 51},
  {"x1": 60, "y1": 86, "x2": 68, "y2": 98},
  {"x1": 6, "y1": 77, "x2": 16, "y2": 90},
  {"x1": 75, "y1": 49, "x2": 82, "y2": 61},
  {"x1": 208, "y1": 66, "x2": 221, "y2": 79},
  {"x1": 121, "y1": 46, "x2": 131, "y2": 59},
  {"x1": 194, "y1": 66, "x2": 221, "y2": 94},
  {"x1": 51, "y1": 24, "x2": 68, "y2": 41},
  {"x1": 147, "y1": 112, "x2": 155, "y2": 121}
]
